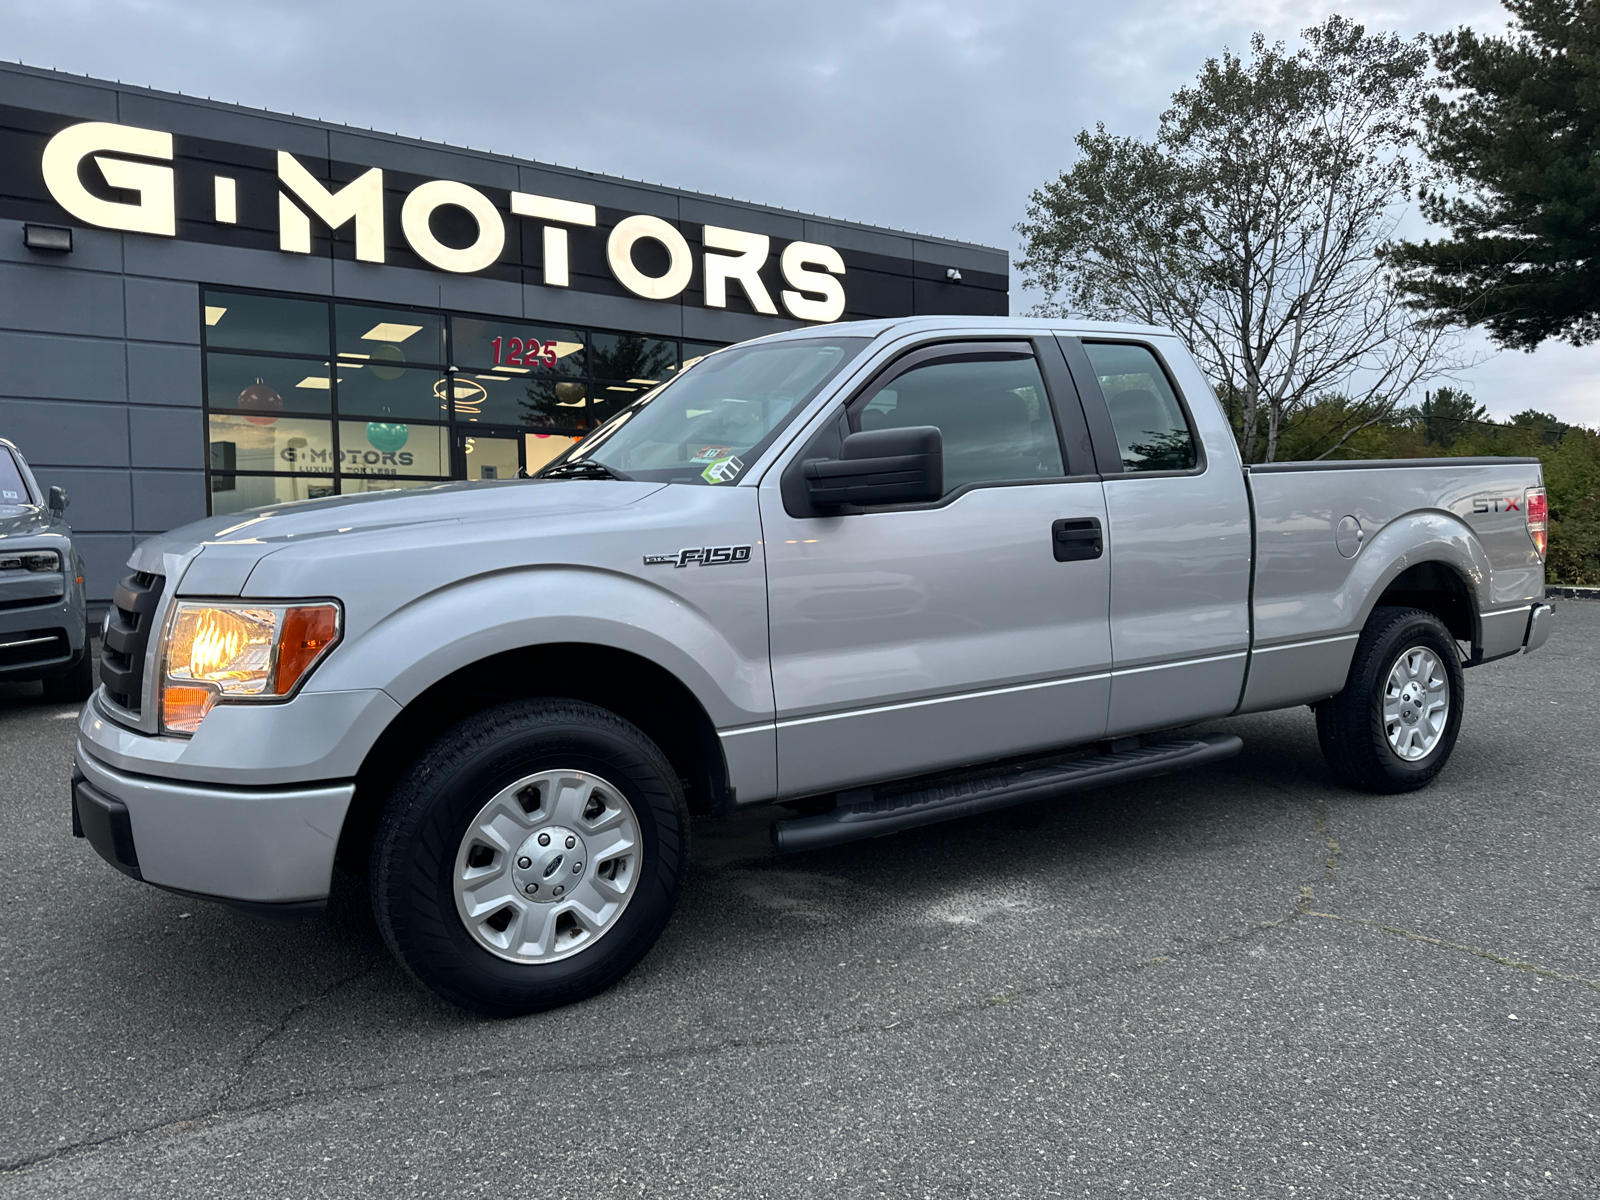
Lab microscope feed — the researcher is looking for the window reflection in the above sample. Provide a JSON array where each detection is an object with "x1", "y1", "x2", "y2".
[
  {"x1": 200, "y1": 290, "x2": 729, "y2": 513},
  {"x1": 338, "y1": 421, "x2": 449, "y2": 478},
  {"x1": 204, "y1": 291, "x2": 328, "y2": 356},
  {"x1": 208, "y1": 414, "x2": 335, "y2": 476},
  {"x1": 336, "y1": 304, "x2": 445, "y2": 367},
  {"x1": 337, "y1": 365, "x2": 449, "y2": 422},
  {"x1": 590, "y1": 333, "x2": 677, "y2": 384},
  {"x1": 516, "y1": 379, "x2": 589, "y2": 429},
  {"x1": 206, "y1": 353, "x2": 332, "y2": 417}
]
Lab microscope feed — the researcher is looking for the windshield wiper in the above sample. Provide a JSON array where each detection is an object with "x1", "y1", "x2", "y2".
[{"x1": 540, "y1": 460, "x2": 632, "y2": 481}]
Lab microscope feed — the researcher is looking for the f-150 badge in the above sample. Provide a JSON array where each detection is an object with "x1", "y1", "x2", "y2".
[{"x1": 644, "y1": 545, "x2": 753, "y2": 568}]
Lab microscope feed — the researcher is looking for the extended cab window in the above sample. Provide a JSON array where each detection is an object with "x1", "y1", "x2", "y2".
[
  {"x1": 851, "y1": 353, "x2": 1064, "y2": 494},
  {"x1": 1082, "y1": 342, "x2": 1196, "y2": 472}
]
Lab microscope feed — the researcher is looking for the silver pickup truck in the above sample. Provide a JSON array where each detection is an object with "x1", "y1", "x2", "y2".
[{"x1": 72, "y1": 317, "x2": 1551, "y2": 1014}]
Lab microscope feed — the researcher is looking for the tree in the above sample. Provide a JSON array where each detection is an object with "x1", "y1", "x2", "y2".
[
  {"x1": 1017, "y1": 16, "x2": 1464, "y2": 462},
  {"x1": 1416, "y1": 386, "x2": 1488, "y2": 447},
  {"x1": 1388, "y1": 1, "x2": 1600, "y2": 349}
]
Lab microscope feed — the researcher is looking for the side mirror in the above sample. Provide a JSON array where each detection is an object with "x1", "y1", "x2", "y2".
[
  {"x1": 804, "y1": 426, "x2": 943, "y2": 509},
  {"x1": 47, "y1": 485, "x2": 69, "y2": 515}
]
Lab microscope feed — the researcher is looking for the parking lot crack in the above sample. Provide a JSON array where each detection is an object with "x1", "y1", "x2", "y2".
[
  {"x1": 214, "y1": 959, "x2": 383, "y2": 1109},
  {"x1": 1293, "y1": 902, "x2": 1600, "y2": 993}
]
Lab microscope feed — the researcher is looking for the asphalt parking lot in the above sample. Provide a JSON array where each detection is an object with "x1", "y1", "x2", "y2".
[{"x1": 1, "y1": 603, "x2": 1596, "y2": 1199}]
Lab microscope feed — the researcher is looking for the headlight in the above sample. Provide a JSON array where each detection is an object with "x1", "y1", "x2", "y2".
[
  {"x1": 0, "y1": 550, "x2": 61, "y2": 572},
  {"x1": 160, "y1": 601, "x2": 342, "y2": 735}
]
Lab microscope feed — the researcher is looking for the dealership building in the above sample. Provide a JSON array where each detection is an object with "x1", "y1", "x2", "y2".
[{"x1": 0, "y1": 62, "x2": 1008, "y2": 604}]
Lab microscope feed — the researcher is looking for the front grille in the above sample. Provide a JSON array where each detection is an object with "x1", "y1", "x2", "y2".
[
  {"x1": 0, "y1": 627, "x2": 69, "y2": 669},
  {"x1": 100, "y1": 570, "x2": 164, "y2": 713}
]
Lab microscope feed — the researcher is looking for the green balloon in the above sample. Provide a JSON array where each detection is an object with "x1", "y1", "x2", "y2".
[{"x1": 366, "y1": 422, "x2": 409, "y2": 453}]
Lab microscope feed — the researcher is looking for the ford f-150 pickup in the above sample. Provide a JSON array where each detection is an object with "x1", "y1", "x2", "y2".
[{"x1": 71, "y1": 317, "x2": 1553, "y2": 1014}]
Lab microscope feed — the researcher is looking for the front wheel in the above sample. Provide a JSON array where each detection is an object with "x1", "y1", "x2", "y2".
[
  {"x1": 371, "y1": 699, "x2": 688, "y2": 1016},
  {"x1": 1316, "y1": 606, "x2": 1464, "y2": 794}
]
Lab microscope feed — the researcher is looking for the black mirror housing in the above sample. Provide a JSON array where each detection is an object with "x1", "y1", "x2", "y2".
[
  {"x1": 804, "y1": 426, "x2": 943, "y2": 508},
  {"x1": 47, "y1": 485, "x2": 69, "y2": 515}
]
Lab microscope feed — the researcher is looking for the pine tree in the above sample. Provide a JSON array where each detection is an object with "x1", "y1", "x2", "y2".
[{"x1": 1389, "y1": 1, "x2": 1600, "y2": 349}]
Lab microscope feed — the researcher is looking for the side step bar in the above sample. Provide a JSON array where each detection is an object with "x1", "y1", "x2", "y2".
[{"x1": 771, "y1": 733, "x2": 1243, "y2": 854}]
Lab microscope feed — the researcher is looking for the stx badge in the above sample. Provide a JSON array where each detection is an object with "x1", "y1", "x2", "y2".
[
  {"x1": 1471, "y1": 496, "x2": 1522, "y2": 513},
  {"x1": 644, "y1": 546, "x2": 754, "y2": 568}
]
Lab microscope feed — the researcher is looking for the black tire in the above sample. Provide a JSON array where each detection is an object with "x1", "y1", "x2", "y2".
[
  {"x1": 370, "y1": 699, "x2": 688, "y2": 1016},
  {"x1": 1316, "y1": 606, "x2": 1464, "y2": 794},
  {"x1": 41, "y1": 627, "x2": 94, "y2": 704}
]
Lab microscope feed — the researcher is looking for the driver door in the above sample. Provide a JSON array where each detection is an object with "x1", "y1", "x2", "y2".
[{"x1": 759, "y1": 339, "x2": 1113, "y2": 798}]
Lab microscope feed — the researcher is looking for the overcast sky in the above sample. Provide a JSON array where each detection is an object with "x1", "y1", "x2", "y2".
[{"x1": 5, "y1": 0, "x2": 1593, "y2": 426}]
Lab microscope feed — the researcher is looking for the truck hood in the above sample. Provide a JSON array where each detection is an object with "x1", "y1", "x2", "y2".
[
  {"x1": 132, "y1": 478, "x2": 669, "y2": 594},
  {"x1": 0, "y1": 503, "x2": 67, "y2": 542}
]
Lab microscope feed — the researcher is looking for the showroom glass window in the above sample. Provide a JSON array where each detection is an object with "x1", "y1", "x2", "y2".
[{"x1": 202, "y1": 289, "x2": 724, "y2": 515}]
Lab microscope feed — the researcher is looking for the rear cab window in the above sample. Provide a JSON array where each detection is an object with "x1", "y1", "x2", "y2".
[{"x1": 1080, "y1": 342, "x2": 1197, "y2": 472}]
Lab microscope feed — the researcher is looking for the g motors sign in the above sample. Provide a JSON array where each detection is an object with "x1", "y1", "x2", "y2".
[{"x1": 39, "y1": 120, "x2": 848, "y2": 322}]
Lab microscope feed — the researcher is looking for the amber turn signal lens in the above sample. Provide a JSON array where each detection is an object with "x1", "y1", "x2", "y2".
[
  {"x1": 275, "y1": 604, "x2": 340, "y2": 696},
  {"x1": 162, "y1": 685, "x2": 217, "y2": 735}
]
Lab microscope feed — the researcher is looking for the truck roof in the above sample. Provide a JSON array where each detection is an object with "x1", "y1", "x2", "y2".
[{"x1": 744, "y1": 315, "x2": 1179, "y2": 346}]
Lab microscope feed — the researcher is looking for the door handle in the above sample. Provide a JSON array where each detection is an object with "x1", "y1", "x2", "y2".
[{"x1": 1052, "y1": 517, "x2": 1102, "y2": 562}]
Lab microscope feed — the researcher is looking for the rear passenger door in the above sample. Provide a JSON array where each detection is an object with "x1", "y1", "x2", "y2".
[
  {"x1": 1057, "y1": 336, "x2": 1253, "y2": 734},
  {"x1": 760, "y1": 339, "x2": 1112, "y2": 798}
]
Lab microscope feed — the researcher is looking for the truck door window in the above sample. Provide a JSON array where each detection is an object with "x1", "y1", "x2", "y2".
[
  {"x1": 1081, "y1": 342, "x2": 1196, "y2": 472},
  {"x1": 851, "y1": 354, "x2": 1065, "y2": 493}
]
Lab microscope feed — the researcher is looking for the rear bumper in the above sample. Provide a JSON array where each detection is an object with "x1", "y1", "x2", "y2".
[
  {"x1": 1524, "y1": 602, "x2": 1553, "y2": 654},
  {"x1": 72, "y1": 744, "x2": 353, "y2": 905}
]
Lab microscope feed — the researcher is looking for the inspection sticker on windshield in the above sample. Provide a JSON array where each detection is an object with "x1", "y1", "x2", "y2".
[
  {"x1": 689, "y1": 445, "x2": 733, "y2": 464},
  {"x1": 701, "y1": 455, "x2": 745, "y2": 484}
]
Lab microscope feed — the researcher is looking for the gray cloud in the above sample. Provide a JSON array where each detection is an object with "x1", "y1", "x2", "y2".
[{"x1": 3, "y1": 0, "x2": 1591, "y2": 422}]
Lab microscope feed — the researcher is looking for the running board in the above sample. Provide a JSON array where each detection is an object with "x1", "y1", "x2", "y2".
[{"x1": 771, "y1": 733, "x2": 1243, "y2": 854}]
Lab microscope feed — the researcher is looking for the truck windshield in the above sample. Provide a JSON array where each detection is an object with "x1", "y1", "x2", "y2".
[{"x1": 541, "y1": 336, "x2": 868, "y2": 485}]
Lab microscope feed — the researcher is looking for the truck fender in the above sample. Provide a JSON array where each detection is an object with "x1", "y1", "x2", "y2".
[
  {"x1": 305, "y1": 565, "x2": 774, "y2": 731},
  {"x1": 1344, "y1": 510, "x2": 1492, "y2": 642}
]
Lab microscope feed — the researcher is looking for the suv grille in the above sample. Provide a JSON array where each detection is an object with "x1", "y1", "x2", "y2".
[{"x1": 100, "y1": 571, "x2": 164, "y2": 713}]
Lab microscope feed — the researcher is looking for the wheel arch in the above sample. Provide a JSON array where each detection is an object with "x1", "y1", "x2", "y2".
[
  {"x1": 1349, "y1": 511, "x2": 1490, "y2": 653},
  {"x1": 336, "y1": 642, "x2": 732, "y2": 878}
]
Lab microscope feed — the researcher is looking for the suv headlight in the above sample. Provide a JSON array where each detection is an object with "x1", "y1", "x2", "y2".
[
  {"x1": 160, "y1": 601, "x2": 342, "y2": 735},
  {"x1": 0, "y1": 550, "x2": 61, "y2": 572}
]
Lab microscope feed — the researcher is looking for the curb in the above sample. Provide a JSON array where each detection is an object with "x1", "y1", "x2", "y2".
[{"x1": 1548, "y1": 585, "x2": 1600, "y2": 600}]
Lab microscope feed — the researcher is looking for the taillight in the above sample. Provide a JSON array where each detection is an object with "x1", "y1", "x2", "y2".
[{"x1": 1525, "y1": 487, "x2": 1548, "y2": 560}]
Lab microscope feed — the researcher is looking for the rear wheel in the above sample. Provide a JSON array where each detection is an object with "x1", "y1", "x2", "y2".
[
  {"x1": 1316, "y1": 606, "x2": 1464, "y2": 793},
  {"x1": 371, "y1": 699, "x2": 688, "y2": 1016}
]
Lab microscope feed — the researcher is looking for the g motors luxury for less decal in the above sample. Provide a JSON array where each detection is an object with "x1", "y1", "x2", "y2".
[{"x1": 36, "y1": 121, "x2": 848, "y2": 322}]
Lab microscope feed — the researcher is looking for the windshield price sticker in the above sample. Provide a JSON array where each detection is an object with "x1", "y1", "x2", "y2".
[{"x1": 689, "y1": 445, "x2": 733, "y2": 464}]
